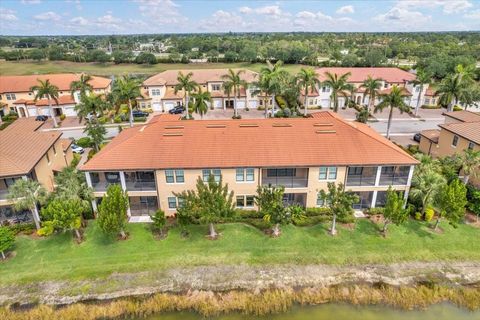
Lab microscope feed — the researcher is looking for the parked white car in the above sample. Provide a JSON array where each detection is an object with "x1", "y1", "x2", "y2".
[{"x1": 71, "y1": 144, "x2": 85, "y2": 154}]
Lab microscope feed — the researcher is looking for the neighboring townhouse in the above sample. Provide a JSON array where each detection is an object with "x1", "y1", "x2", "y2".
[
  {"x1": 0, "y1": 118, "x2": 73, "y2": 222},
  {"x1": 314, "y1": 67, "x2": 424, "y2": 109},
  {"x1": 0, "y1": 74, "x2": 112, "y2": 118},
  {"x1": 81, "y1": 112, "x2": 418, "y2": 222},
  {"x1": 419, "y1": 110, "x2": 480, "y2": 186},
  {"x1": 139, "y1": 69, "x2": 259, "y2": 112}
]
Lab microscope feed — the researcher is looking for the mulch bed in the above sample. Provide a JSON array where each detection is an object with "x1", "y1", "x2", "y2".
[{"x1": 465, "y1": 212, "x2": 480, "y2": 228}]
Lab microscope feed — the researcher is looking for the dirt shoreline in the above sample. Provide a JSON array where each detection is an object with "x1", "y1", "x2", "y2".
[{"x1": 1, "y1": 261, "x2": 479, "y2": 307}]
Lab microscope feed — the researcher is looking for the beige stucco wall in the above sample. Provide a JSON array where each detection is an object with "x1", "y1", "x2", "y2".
[
  {"x1": 418, "y1": 137, "x2": 438, "y2": 157},
  {"x1": 435, "y1": 130, "x2": 479, "y2": 158},
  {"x1": 34, "y1": 139, "x2": 71, "y2": 192}
]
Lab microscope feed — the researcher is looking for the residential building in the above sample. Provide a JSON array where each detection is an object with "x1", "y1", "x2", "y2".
[
  {"x1": 0, "y1": 73, "x2": 112, "y2": 118},
  {"x1": 0, "y1": 118, "x2": 73, "y2": 222},
  {"x1": 314, "y1": 67, "x2": 425, "y2": 109},
  {"x1": 419, "y1": 110, "x2": 480, "y2": 186},
  {"x1": 81, "y1": 112, "x2": 418, "y2": 222},
  {"x1": 138, "y1": 69, "x2": 259, "y2": 112}
]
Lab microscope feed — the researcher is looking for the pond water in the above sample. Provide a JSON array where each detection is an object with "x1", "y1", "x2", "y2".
[{"x1": 141, "y1": 303, "x2": 480, "y2": 320}]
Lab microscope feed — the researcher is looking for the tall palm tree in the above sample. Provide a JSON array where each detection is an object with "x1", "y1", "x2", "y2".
[
  {"x1": 457, "y1": 149, "x2": 480, "y2": 184},
  {"x1": 375, "y1": 85, "x2": 410, "y2": 139},
  {"x1": 259, "y1": 61, "x2": 288, "y2": 115},
  {"x1": 191, "y1": 89, "x2": 212, "y2": 119},
  {"x1": 30, "y1": 79, "x2": 60, "y2": 127},
  {"x1": 412, "y1": 69, "x2": 432, "y2": 116},
  {"x1": 360, "y1": 75, "x2": 382, "y2": 113},
  {"x1": 322, "y1": 71, "x2": 352, "y2": 112},
  {"x1": 7, "y1": 179, "x2": 47, "y2": 230},
  {"x1": 435, "y1": 73, "x2": 466, "y2": 112},
  {"x1": 174, "y1": 71, "x2": 198, "y2": 118},
  {"x1": 112, "y1": 76, "x2": 141, "y2": 127},
  {"x1": 296, "y1": 68, "x2": 321, "y2": 116},
  {"x1": 221, "y1": 69, "x2": 247, "y2": 118},
  {"x1": 251, "y1": 75, "x2": 271, "y2": 119},
  {"x1": 410, "y1": 168, "x2": 446, "y2": 214},
  {"x1": 70, "y1": 73, "x2": 93, "y2": 98},
  {"x1": 74, "y1": 93, "x2": 108, "y2": 123}
]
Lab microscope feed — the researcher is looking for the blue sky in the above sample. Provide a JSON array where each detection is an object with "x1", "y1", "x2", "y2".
[{"x1": 1, "y1": 0, "x2": 479, "y2": 35}]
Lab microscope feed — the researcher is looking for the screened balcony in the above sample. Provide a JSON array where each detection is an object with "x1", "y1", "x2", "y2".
[
  {"x1": 129, "y1": 196, "x2": 158, "y2": 216},
  {"x1": 379, "y1": 166, "x2": 410, "y2": 186},
  {"x1": 262, "y1": 168, "x2": 308, "y2": 188},
  {"x1": 90, "y1": 172, "x2": 121, "y2": 192},
  {"x1": 345, "y1": 167, "x2": 377, "y2": 187},
  {"x1": 352, "y1": 191, "x2": 374, "y2": 210},
  {"x1": 125, "y1": 171, "x2": 156, "y2": 191}
]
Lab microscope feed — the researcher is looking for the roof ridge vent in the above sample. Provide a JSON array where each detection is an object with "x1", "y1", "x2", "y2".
[
  {"x1": 206, "y1": 124, "x2": 226, "y2": 128},
  {"x1": 313, "y1": 123, "x2": 333, "y2": 127},
  {"x1": 164, "y1": 125, "x2": 184, "y2": 129},
  {"x1": 163, "y1": 132, "x2": 183, "y2": 136},
  {"x1": 239, "y1": 123, "x2": 259, "y2": 128},
  {"x1": 315, "y1": 130, "x2": 336, "y2": 134},
  {"x1": 139, "y1": 125, "x2": 147, "y2": 132},
  {"x1": 272, "y1": 123, "x2": 292, "y2": 127}
]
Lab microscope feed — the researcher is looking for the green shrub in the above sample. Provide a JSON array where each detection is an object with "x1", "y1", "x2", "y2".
[
  {"x1": 236, "y1": 209, "x2": 263, "y2": 219},
  {"x1": 257, "y1": 106, "x2": 265, "y2": 111},
  {"x1": 2, "y1": 111, "x2": 18, "y2": 122},
  {"x1": 274, "y1": 110, "x2": 284, "y2": 118},
  {"x1": 232, "y1": 115, "x2": 242, "y2": 119},
  {"x1": 70, "y1": 153, "x2": 81, "y2": 168},
  {"x1": 59, "y1": 114, "x2": 66, "y2": 121},
  {"x1": 133, "y1": 116, "x2": 147, "y2": 122},
  {"x1": 305, "y1": 207, "x2": 331, "y2": 217},
  {"x1": 150, "y1": 209, "x2": 167, "y2": 235},
  {"x1": 244, "y1": 218, "x2": 271, "y2": 230},
  {"x1": 338, "y1": 214, "x2": 355, "y2": 224},
  {"x1": 293, "y1": 215, "x2": 328, "y2": 226},
  {"x1": 425, "y1": 207, "x2": 435, "y2": 222},
  {"x1": 365, "y1": 207, "x2": 385, "y2": 216},
  {"x1": 0, "y1": 121, "x2": 12, "y2": 130},
  {"x1": 98, "y1": 116, "x2": 108, "y2": 124},
  {"x1": 141, "y1": 108, "x2": 153, "y2": 113},
  {"x1": 408, "y1": 145, "x2": 420, "y2": 154},
  {"x1": 415, "y1": 212, "x2": 423, "y2": 220},
  {"x1": 37, "y1": 221, "x2": 54, "y2": 237},
  {"x1": 283, "y1": 108, "x2": 291, "y2": 118},
  {"x1": 76, "y1": 137, "x2": 92, "y2": 148},
  {"x1": 453, "y1": 105, "x2": 463, "y2": 112},
  {"x1": 87, "y1": 149, "x2": 96, "y2": 160},
  {"x1": 113, "y1": 115, "x2": 122, "y2": 123},
  {"x1": 5, "y1": 222, "x2": 36, "y2": 235},
  {"x1": 420, "y1": 104, "x2": 441, "y2": 109}
]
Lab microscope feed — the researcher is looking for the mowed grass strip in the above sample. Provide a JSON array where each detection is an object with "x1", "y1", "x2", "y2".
[
  {"x1": 0, "y1": 61, "x2": 305, "y2": 77},
  {"x1": 0, "y1": 219, "x2": 479, "y2": 285}
]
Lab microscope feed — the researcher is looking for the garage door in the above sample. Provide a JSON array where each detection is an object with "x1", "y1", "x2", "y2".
[
  {"x1": 163, "y1": 102, "x2": 175, "y2": 111},
  {"x1": 152, "y1": 102, "x2": 162, "y2": 112},
  {"x1": 237, "y1": 101, "x2": 245, "y2": 108},
  {"x1": 213, "y1": 99, "x2": 222, "y2": 109},
  {"x1": 27, "y1": 107, "x2": 38, "y2": 117},
  {"x1": 320, "y1": 99, "x2": 330, "y2": 108},
  {"x1": 64, "y1": 106, "x2": 76, "y2": 117},
  {"x1": 248, "y1": 100, "x2": 258, "y2": 109}
]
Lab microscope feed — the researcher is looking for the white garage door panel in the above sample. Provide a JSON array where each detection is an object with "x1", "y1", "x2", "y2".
[
  {"x1": 27, "y1": 107, "x2": 38, "y2": 117},
  {"x1": 237, "y1": 101, "x2": 245, "y2": 108},
  {"x1": 152, "y1": 102, "x2": 162, "y2": 112},
  {"x1": 320, "y1": 99, "x2": 330, "y2": 108},
  {"x1": 213, "y1": 99, "x2": 222, "y2": 109},
  {"x1": 164, "y1": 102, "x2": 175, "y2": 111},
  {"x1": 248, "y1": 100, "x2": 258, "y2": 108},
  {"x1": 64, "y1": 106, "x2": 77, "y2": 117}
]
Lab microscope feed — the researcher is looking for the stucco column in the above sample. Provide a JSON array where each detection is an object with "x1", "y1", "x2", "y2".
[
  {"x1": 374, "y1": 166, "x2": 382, "y2": 186},
  {"x1": 22, "y1": 175, "x2": 28, "y2": 181},
  {"x1": 119, "y1": 171, "x2": 131, "y2": 217},
  {"x1": 85, "y1": 172, "x2": 92, "y2": 188},
  {"x1": 403, "y1": 165, "x2": 415, "y2": 206},
  {"x1": 371, "y1": 190, "x2": 378, "y2": 208}
]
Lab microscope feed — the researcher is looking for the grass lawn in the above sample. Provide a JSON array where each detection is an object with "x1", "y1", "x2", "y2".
[
  {"x1": 0, "y1": 61, "x2": 306, "y2": 77},
  {"x1": 0, "y1": 219, "x2": 479, "y2": 285}
]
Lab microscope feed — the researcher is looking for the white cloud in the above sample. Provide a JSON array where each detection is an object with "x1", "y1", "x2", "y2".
[
  {"x1": 200, "y1": 10, "x2": 252, "y2": 31},
  {"x1": 464, "y1": 9, "x2": 480, "y2": 19},
  {"x1": 396, "y1": 0, "x2": 473, "y2": 14},
  {"x1": 296, "y1": 11, "x2": 316, "y2": 19},
  {"x1": 293, "y1": 10, "x2": 355, "y2": 29},
  {"x1": 135, "y1": 0, "x2": 187, "y2": 25},
  {"x1": 70, "y1": 16, "x2": 88, "y2": 26},
  {"x1": 34, "y1": 11, "x2": 61, "y2": 21},
  {"x1": 239, "y1": 6, "x2": 252, "y2": 14},
  {"x1": 374, "y1": 7, "x2": 431, "y2": 30},
  {"x1": 336, "y1": 5, "x2": 354, "y2": 14},
  {"x1": 21, "y1": 0, "x2": 41, "y2": 4},
  {"x1": 0, "y1": 8, "x2": 18, "y2": 21},
  {"x1": 255, "y1": 5, "x2": 282, "y2": 16}
]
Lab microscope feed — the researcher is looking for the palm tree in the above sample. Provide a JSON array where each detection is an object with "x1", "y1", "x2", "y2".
[
  {"x1": 412, "y1": 69, "x2": 432, "y2": 116},
  {"x1": 435, "y1": 73, "x2": 466, "y2": 112},
  {"x1": 191, "y1": 90, "x2": 212, "y2": 119},
  {"x1": 297, "y1": 68, "x2": 321, "y2": 116},
  {"x1": 30, "y1": 79, "x2": 60, "y2": 127},
  {"x1": 457, "y1": 149, "x2": 480, "y2": 184},
  {"x1": 375, "y1": 85, "x2": 410, "y2": 139},
  {"x1": 74, "y1": 93, "x2": 108, "y2": 123},
  {"x1": 54, "y1": 166, "x2": 93, "y2": 215},
  {"x1": 70, "y1": 74, "x2": 93, "y2": 98},
  {"x1": 7, "y1": 179, "x2": 47, "y2": 230},
  {"x1": 410, "y1": 168, "x2": 446, "y2": 214},
  {"x1": 221, "y1": 69, "x2": 247, "y2": 118},
  {"x1": 259, "y1": 61, "x2": 288, "y2": 115},
  {"x1": 112, "y1": 76, "x2": 141, "y2": 128},
  {"x1": 322, "y1": 71, "x2": 352, "y2": 112},
  {"x1": 174, "y1": 71, "x2": 198, "y2": 118},
  {"x1": 360, "y1": 75, "x2": 382, "y2": 113},
  {"x1": 251, "y1": 75, "x2": 271, "y2": 119}
]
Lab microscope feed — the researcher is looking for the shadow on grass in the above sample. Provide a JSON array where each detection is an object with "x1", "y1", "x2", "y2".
[
  {"x1": 356, "y1": 219, "x2": 382, "y2": 236},
  {"x1": 406, "y1": 220, "x2": 434, "y2": 239}
]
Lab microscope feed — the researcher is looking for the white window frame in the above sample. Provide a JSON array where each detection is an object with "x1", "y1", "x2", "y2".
[
  {"x1": 165, "y1": 169, "x2": 184, "y2": 184},
  {"x1": 236, "y1": 168, "x2": 255, "y2": 183},
  {"x1": 236, "y1": 195, "x2": 255, "y2": 208},
  {"x1": 452, "y1": 135, "x2": 459, "y2": 148},
  {"x1": 319, "y1": 166, "x2": 337, "y2": 180}
]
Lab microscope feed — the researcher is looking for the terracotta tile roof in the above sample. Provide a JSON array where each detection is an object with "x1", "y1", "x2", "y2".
[
  {"x1": 0, "y1": 74, "x2": 111, "y2": 94},
  {"x1": 425, "y1": 87, "x2": 436, "y2": 96},
  {"x1": 300, "y1": 88, "x2": 319, "y2": 98},
  {"x1": 443, "y1": 110, "x2": 480, "y2": 123},
  {"x1": 439, "y1": 122, "x2": 480, "y2": 145},
  {"x1": 420, "y1": 129, "x2": 440, "y2": 143},
  {"x1": 316, "y1": 67, "x2": 416, "y2": 83},
  {"x1": 163, "y1": 88, "x2": 184, "y2": 100},
  {"x1": 378, "y1": 87, "x2": 412, "y2": 96},
  {"x1": 81, "y1": 111, "x2": 417, "y2": 172},
  {"x1": 60, "y1": 138, "x2": 73, "y2": 151},
  {"x1": 13, "y1": 95, "x2": 76, "y2": 106},
  {"x1": 0, "y1": 118, "x2": 62, "y2": 177},
  {"x1": 144, "y1": 69, "x2": 258, "y2": 86}
]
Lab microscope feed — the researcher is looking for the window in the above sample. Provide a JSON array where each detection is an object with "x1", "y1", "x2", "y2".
[
  {"x1": 415, "y1": 86, "x2": 420, "y2": 92},
  {"x1": 236, "y1": 195, "x2": 255, "y2": 208},
  {"x1": 316, "y1": 194, "x2": 325, "y2": 207},
  {"x1": 425, "y1": 98, "x2": 430, "y2": 105},
  {"x1": 321, "y1": 86, "x2": 329, "y2": 93},
  {"x1": 468, "y1": 142, "x2": 475, "y2": 150},
  {"x1": 319, "y1": 166, "x2": 337, "y2": 180},
  {"x1": 6, "y1": 93, "x2": 16, "y2": 100},
  {"x1": 202, "y1": 169, "x2": 221, "y2": 182},
  {"x1": 168, "y1": 197, "x2": 177, "y2": 209},
  {"x1": 236, "y1": 168, "x2": 255, "y2": 182},
  {"x1": 212, "y1": 84, "x2": 221, "y2": 91},
  {"x1": 151, "y1": 89, "x2": 161, "y2": 96},
  {"x1": 348, "y1": 167, "x2": 363, "y2": 175},
  {"x1": 267, "y1": 168, "x2": 296, "y2": 177},
  {"x1": 165, "y1": 169, "x2": 184, "y2": 183},
  {"x1": 452, "y1": 135, "x2": 459, "y2": 147},
  {"x1": 309, "y1": 99, "x2": 313, "y2": 105}
]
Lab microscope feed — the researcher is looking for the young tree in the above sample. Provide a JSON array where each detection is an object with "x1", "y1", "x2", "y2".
[
  {"x1": 319, "y1": 182, "x2": 359, "y2": 236},
  {"x1": 175, "y1": 175, "x2": 234, "y2": 239},
  {"x1": 322, "y1": 71, "x2": 352, "y2": 112},
  {"x1": 30, "y1": 79, "x2": 60, "y2": 127},
  {"x1": 435, "y1": 179, "x2": 467, "y2": 230},
  {"x1": 382, "y1": 187, "x2": 409, "y2": 235},
  {"x1": 174, "y1": 71, "x2": 198, "y2": 118},
  {"x1": 54, "y1": 166, "x2": 93, "y2": 217},
  {"x1": 456, "y1": 149, "x2": 480, "y2": 185},
  {"x1": 375, "y1": 85, "x2": 410, "y2": 139},
  {"x1": 84, "y1": 120, "x2": 107, "y2": 152},
  {"x1": 0, "y1": 227, "x2": 15, "y2": 260},
  {"x1": 112, "y1": 76, "x2": 142, "y2": 127},
  {"x1": 150, "y1": 209, "x2": 167, "y2": 238},
  {"x1": 221, "y1": 69, "x2": 247, "y2": 118},
  {"x1": 360, "y1": 75, "x2": 382, "y2": 113},
  {"x1": 7, "y1": 179, "x2": 47, "y2": 230},
  {"x1": 191, "y1": 89, "x2": 212, "y2": 119},
  {"x1": 41, "y1": 198, "x2": 83, "y2": 240},
  {"x1": 255, "y1": 185, "x2": 286, "y2": 237},
  {"x1": 467, "y1": 186, "x2": 480, "y2": 222},
  {"x1": 97, "y1": 184, "x2": 129, "y2": 239},
  {"x1": 296, "y1": 68, "x2": 321, "y2": 116}
]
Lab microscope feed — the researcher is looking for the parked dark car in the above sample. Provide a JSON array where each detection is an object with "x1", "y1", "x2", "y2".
[
  {"x1": 413, "y1": 133, "x2": 421, "y2": 143},
  {"x1": 169, "y1": 106, "x2": 184, "y2": 114},
  {"x1": 132, "y1": 110, "x2": 149, "y2": 118},
  {"x1": 35, "y1": 115, "x2": 48, "y2": 121}
]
